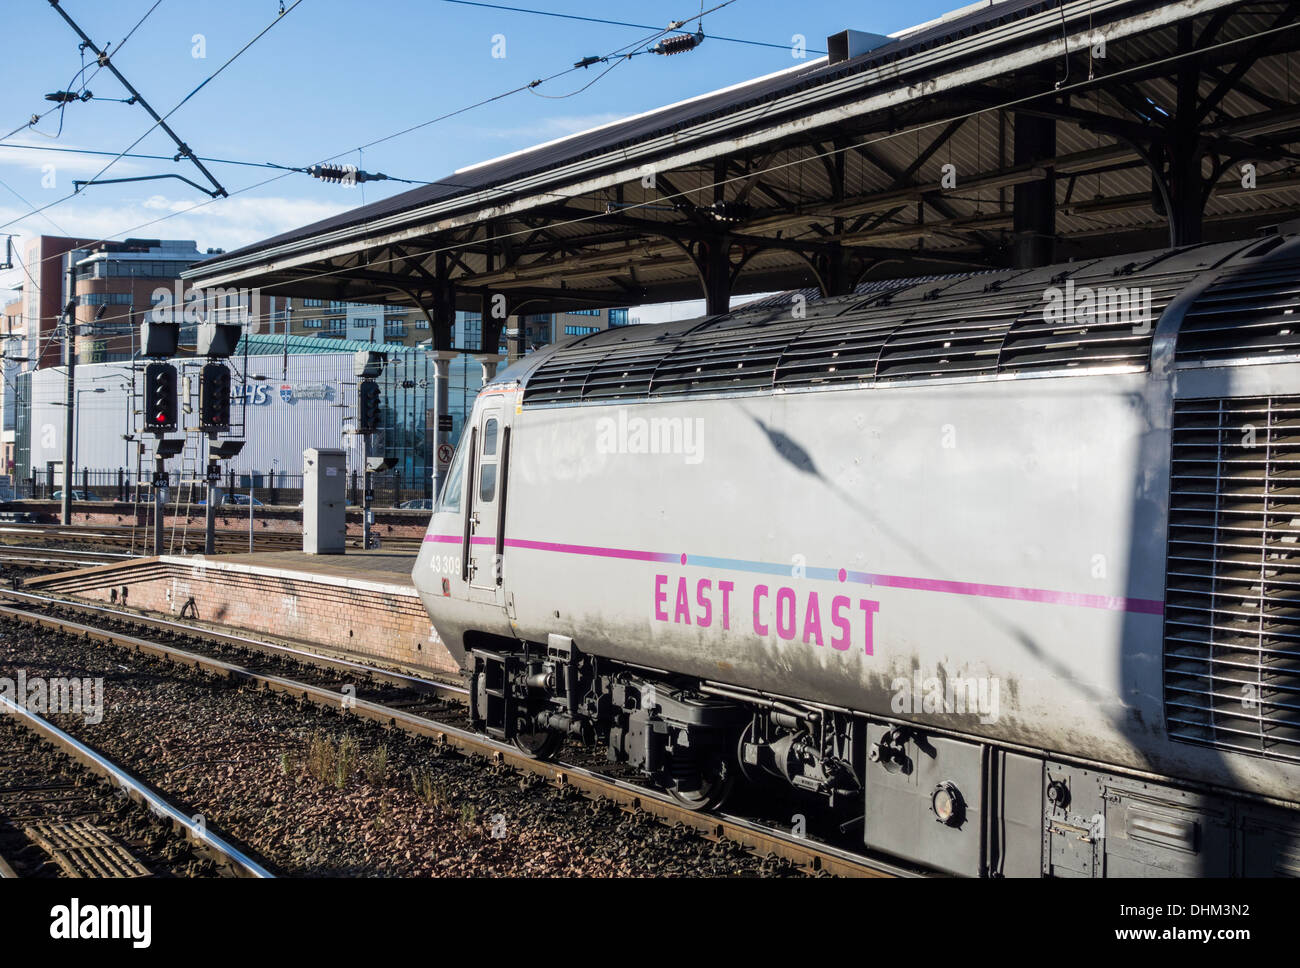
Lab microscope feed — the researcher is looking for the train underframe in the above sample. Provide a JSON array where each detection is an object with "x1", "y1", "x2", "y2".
[{"x1": 467, "y1": 635, "x2": 1300, "y2": 877}]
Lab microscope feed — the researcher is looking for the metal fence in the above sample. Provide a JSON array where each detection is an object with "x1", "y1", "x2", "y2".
[{"x1": 11, "y1": 467, "x2": 436, "y2": 509}]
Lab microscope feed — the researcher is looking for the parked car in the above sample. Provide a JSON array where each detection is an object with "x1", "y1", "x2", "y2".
[
  {"x1": 197, "y1": 494, "x2": 264, "y2": 507},
  {"x1": 51, "y1": 490, "x2": 100, "y2": 501}
]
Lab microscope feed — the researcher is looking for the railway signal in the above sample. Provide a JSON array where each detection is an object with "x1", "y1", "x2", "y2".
[
  {"x1": 139, "y1": 318, "x2": 181, "y2": 359},
  {"x1": 196, "y1": 319, "x2": 243, "y2": 358},
  {"x1": 357, "y1": 379, "x2": 381, "y2": 433},
  {"x1": 143, "y1": 362, "x2": 178, "y2": 433},
  {"x1": 198, "y1": 362, "x2": 232, "y2": 430}
]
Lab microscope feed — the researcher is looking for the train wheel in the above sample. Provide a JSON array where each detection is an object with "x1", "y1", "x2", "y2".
[
  {"x1": 512, "y1": 725, "x2": 564, "y2": 760},
  {"x1": 666, "y1": 753, "x2": 734, "y2": 812}
]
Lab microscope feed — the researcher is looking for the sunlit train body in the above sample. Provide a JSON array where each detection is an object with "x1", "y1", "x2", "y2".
[{"x1": 413, "y1": 234, "x2": 1300, "y2": 876}]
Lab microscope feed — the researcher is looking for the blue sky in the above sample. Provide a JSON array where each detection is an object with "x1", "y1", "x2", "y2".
[{"x1": 0, "y1": 0, "x2": 960, "y2": 297}]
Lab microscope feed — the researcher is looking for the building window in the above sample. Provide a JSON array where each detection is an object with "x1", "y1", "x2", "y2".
[
  {"x1": 80, "y1": 293, "x2": 134, "y2": 306},
  {"x1": 567, "y1": 309, "x2": 601, "y2": 316},
  {"x1": 564, "y1": 325, "x2": 599, "y2": 336},
  {"x1": 525, "y1": 313, "x2": 552, "y2": 324},
  {"x1": 384, "y1": 323, "x2": 407, "y2": 339},
  {"x1": 415, "y1": 319, "x2": 429, "y2": 330},
  {"x1": 609, "y1": 308, "x2": 629, "y2": 326},
  {"x1": 102, "y1": 261, "x2": 187, "y2": 278},
  {"x1": 303, "y1": 298, "x2": 324, "y2": 307},
  {"x1": 302, "y1": 318, "x2": 322, "y2": 329}
]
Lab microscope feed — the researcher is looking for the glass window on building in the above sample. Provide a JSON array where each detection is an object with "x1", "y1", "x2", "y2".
[
  {"x1": 564, "y1": 324, "x2": 599, "y2": 336},
  {"x1": 609, "y1": 308, "x2": 630, "y2": 326},
  {"x1": 568, "y1": 309, "x2": 601, "y2": 316},
  {"x1": 303, "y1": 318, "x2": 322, "y2": 328}
]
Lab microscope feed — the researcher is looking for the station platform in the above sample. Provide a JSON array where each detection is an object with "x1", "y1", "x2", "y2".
[{"x1": 23, "y1": 549, "x2": 458, "y2": 676}]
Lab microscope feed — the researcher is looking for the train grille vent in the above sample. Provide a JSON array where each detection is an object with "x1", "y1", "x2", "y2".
[
  {"x1": 1163, "y1": 396, "x2": 1300, "y2": 763},
  {"x1": 523, "y1": 269, "x2": 1194, "y2": 406},
  {"x1": 1175, "y1": 256, "x2": 1300, "y2": 366}
]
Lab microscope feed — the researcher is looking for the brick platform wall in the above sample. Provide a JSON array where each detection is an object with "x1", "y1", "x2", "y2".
[{"x1": 29, "y1": 557, "x2": 458, "y2": 676}]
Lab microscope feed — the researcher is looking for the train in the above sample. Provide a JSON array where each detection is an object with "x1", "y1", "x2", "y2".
[{"x1": 412, "y1": 231, "x2": 1300, "y2": 877}]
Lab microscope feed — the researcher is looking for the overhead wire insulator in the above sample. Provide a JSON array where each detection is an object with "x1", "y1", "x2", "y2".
[
  {"x1": 306, "y1": 164, "x2": 391, "y2": 185},
  {"x1": 308, "y1": 163, "x2": 358, "y2": 184},
  {"x1": 651, "y1": 30, "x2": 704, "y2": 56},
  {"x1": 44, "y1": 90, "x2": 91, "y2": 103}
]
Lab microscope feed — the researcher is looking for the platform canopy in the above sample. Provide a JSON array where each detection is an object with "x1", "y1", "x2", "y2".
[{"x1": 184, "y1": 0, "x2": 1300, "y2": 351}]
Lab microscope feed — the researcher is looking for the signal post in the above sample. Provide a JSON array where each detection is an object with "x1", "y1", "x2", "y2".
[
  {"x1": 138, "y1": 319, "x2": 181, "y2": 555},
  {"x1": 354, "y1": 351, "x2": 389, "y2": 551},
  {"x1": 196, "y1": 320, "x2": 243, "y2": 555}
]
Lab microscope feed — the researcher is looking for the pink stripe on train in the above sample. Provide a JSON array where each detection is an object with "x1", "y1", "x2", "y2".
[{"x1": 423, "y1": 534, "x2": 1163, "y2": 615}]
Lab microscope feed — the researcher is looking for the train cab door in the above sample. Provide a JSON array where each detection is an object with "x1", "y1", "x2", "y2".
[{"x1": 465, "y1": 405, "x2": 508, "y2": 604}]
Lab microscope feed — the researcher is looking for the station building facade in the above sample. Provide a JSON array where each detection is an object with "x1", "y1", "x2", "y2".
[{"x1": 16, "y1": 334, "x2": 497, "y2": 497}]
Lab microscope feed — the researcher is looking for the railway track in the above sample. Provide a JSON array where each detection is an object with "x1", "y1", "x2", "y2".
[
  {"x1": 0, "y1": 588, "x2": 915, "y2": 878},
  {"x1": 0, "y1": 695, "x2": 272, "y2": 879},
  {"x1": 0, "y1": 545, "x2": 130, "y2": 572},
  {"x1": 0, "y1": 523, "x2": 423, "y2": 556}
]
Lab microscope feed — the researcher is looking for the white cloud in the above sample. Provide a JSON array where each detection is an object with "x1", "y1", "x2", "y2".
[
  {"x1": 0, "y1": 140, "x2": 147, "y2": 180},
  {"x1": 0, "y1": 192, "x2": 352, "y2": 269}
]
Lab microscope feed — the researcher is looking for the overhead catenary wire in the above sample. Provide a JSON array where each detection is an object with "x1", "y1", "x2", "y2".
[
  {"x1": 0, "y1": 142, "x2": 437, "y2": 186},
  {"x1": 0, "y1": 0, "x2": 305, "y2": 234},
  {"x1": 0, "y1": 0, "x2": 739, "y2": 244},
  {"x1": 0, "y1": 0, "x2": 165, "y2": 144},
  {"x1": 337, "y1": 4, "x2": 740, "y2": 159},
  {"x1": 436, "y1": 0, "x2": 821, "y2": 54}
]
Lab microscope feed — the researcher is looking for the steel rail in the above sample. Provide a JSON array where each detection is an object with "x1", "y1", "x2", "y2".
[
  {"x1": 0, "y1": 544, "x2": 134, "y2": 559},
  {"x1": 0, "y1": 555, "x2": 118, "y2": 570},
  {"x1": 0, "y1": 692, "x2": 274, "y2": 878},
  {"x1": 0, "y1": 600, "x2": 906, "y2": 878}
]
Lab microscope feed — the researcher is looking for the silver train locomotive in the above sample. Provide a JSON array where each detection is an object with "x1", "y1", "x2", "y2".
[{"x1": 413, "y1": 233, "x2": 1300, "y2": 876}]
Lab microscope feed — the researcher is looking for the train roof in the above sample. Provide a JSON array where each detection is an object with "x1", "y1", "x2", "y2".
[{"x1": 492, "y1": 232, "x2": 1300, "y2": 406}]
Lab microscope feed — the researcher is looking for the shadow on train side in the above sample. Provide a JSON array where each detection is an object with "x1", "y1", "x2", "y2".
[
  {"x1": 742, "y1": 293, "x2": 1293, "y2": 877},
  {"x1": 746, "y1": 409, "x2": 1110, "y2": 709}
]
